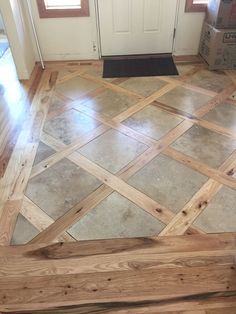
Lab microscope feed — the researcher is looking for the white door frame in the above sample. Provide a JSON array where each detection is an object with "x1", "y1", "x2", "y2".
[
  {"x1": 94, "y1": 0, "x2": 102, "y2": 59},
  {"x1": 0, "y1": 1, "x2": 35, "y2": 80}
]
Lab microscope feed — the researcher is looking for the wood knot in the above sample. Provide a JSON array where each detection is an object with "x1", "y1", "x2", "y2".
[
  {"x1": 227, "y1": 168, "x2": 235, "y2": 176},
  {"x1": 182, "y1": 210, "x2": 187, "y2": 216},
  {"x1": 198, "y1": 201, "x2": 208, "y2": 209},
  {"x1": 76, "y1": 207, "x2": 83, "y2": 214},
  {"x1": 155, "y1": 208, "x2": 162, "y2": 213}
]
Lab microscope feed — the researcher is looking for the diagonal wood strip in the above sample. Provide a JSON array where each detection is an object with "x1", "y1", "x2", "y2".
[
  {"x1": 113, "y1": 83, "x2": 179, "y2": 123},
  {"x1": 80, "y1": 72, "x2": 145, "y2": 99},
  {"x1": 153, "y1": 101, "x2": 236, "y2": 140},
  {"x1": 30, "y1": 124, "x2": 110, "y2": 179},
  {"x1": 31, "y1": 130, "x2": 202, "y2": 244},
  {"x1": 0, "y1": 70, "x2": 57, "y2": 245},
  {"x1": 159, "y1": 150, "x2": 236, "y2": 236},
  {"x1": 27, "y1": 67, "x2": 236, "y2": 244},
  {"x1": 21, "y1": 196, "x2": 75, "y2": 243},
  {"x1": 163, "y1": 147, "x2": 236, "y2": 191},
  {"x1": 1, "y1": 60, "x2": 236, "y2": 248}
]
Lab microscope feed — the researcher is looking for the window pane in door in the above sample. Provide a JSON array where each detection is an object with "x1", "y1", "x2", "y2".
[
  {"x1": 44, "y1": 0, "x2": 81, "y2": 9},
  {"x1": 193, "y1": 0, "x2": 208, "y2": 4}
]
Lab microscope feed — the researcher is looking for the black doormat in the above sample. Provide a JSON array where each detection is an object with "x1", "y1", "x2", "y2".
[
  {"x1": 0, "y1": 42, "x2": 9, "y2": 58},
  {"x1": 103, "y1": 56, "x2": 178, "y2": 78}
]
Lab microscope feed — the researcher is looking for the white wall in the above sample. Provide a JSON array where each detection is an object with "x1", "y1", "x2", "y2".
[
  {"x1": 30, "y1": 0, "x2": 99, "y2": 61},
  {"x1": 29, "y1": 0, "x2": 205, "y2": 61},
  {"x1": 0, "y1": 0, "x2": 36, "y2": 79},
  {"x1": 173, "y1": 0, "x2": 206, "y2": 56}
]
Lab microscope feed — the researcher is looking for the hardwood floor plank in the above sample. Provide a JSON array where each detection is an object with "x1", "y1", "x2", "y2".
[
  {"x1": 7, "y1": 295, "x2": 236, "y2": 314},
  {"x1": 0, "y1": 233, "x2": 235, "y2": 312},
  {"x1": 0, "y1": 70, "x2": 56, "y2": 245}
]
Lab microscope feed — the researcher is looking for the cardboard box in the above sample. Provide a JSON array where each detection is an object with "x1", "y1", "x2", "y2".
[
  {"x1": 199, "y1": 22, "x2": 236, "y2": 70},
  {"x1": 207, "y1": 0, "x2": 236, "y2": 29}
]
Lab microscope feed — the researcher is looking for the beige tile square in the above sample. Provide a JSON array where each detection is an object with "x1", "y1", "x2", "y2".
[
  {"x1": 157, "y1": 86, "x2": 212, "y2": 114},
  {"x1": 57, "y1": 68, "x2": 77, "y2": 81},
  {"x1": 128, "y1": 154, "x2": 208, "y2": 213},
  {"x1": 123, "y1": 104, "x2": 183, "y2": 141},
  {"x1": 83, "y1": 89, "x2": 137, "y2": 118},
  {"x1": 55, "y1": 76, "x2": 101, "y2": 100},
  {"x1": 194, "y1": 186, "x2": 236, "y2": 232},
  {"x1": 33, "y1": 142, "x2": 55, "y2": 166},
  {"x1": 188, "y1": 69, "x2": 233, "y2": 93},
  {"x1": 44, "y1": 109, "x2": 100, "y2": 145},
  {"x1": 25, "y1": 158, "x2": 102, "y2": 220},
  {"x1": 68, "y1": 192, "x2": 165, "y2": 240},
  {"x1": 119, "y1": 77, "x2": 167, "y2": 97},
  {"x1": 203, "y1": 102, "x2": 236, "y2": 133},
  {"x1": 171, "y1": 125, "x2": 236, "y2": 168},
  {"x1": 48, "y1": 95, "x2": 65, "y2": 113},
  {"x1": 11, "y1": 214, "x2": 39, "y2": 245},
  {"x1": 78, "y1": 129, "x2": 148, "y2": 174}
]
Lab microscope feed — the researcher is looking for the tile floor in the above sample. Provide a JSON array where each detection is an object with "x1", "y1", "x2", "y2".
[{"x1": 10, "y1": 61, "x2": 236, "y2": 245}]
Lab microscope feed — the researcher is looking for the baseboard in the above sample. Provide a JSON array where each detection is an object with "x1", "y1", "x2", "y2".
[
  {"x1": 173, "y1": 54, "x2": 204, "y2": 64},
  {"x1": 39, "y1": 52, "x2": 99, "y2": 62}
]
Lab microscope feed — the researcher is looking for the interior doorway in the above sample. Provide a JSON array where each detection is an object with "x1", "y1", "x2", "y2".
[
  {"x1": 0, "y1": 10, "x2": 29, "y2": 169},
  {"x1": 0, "y1": 12, "x2": 19, "y2": 84}
]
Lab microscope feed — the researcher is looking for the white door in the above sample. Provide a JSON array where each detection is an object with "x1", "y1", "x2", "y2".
[{"x1": 98, "y1": 0, "x2": 178, "y2": 56}]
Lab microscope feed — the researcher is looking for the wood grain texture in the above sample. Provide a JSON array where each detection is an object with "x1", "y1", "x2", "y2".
[
  {"x1": 159, "y1": 150, "x2": 236, "y2": 236},
  {"x1": 1, "y1": 60, "x2": 236, "y2": 312},
  {"x1": 0, "y1": 233, "x2": 235, "y2": 312},
  {"x1": 0, "y1": 70, "x2": 57, "y2": 245}
]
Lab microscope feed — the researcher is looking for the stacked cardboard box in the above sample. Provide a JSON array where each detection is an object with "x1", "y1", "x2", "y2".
[{"x1": 199, "y1": 0, "x2": 236, "y2": 70}]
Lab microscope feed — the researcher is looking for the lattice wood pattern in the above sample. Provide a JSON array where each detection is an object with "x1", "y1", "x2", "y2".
[
  {"x1": 0, "y1": 60, "x2": 236, "y2": 245},
  {"x1": 0, "y1": 58, "x2": 236, "y2": 312}
]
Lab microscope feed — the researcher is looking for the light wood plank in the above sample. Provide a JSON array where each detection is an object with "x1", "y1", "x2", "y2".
[
  {"x1": 160, "y1": 151, "x2": 236, "y2": 236},
  {"x1": 0, "y1": 233, "x2": 235, "y2": 313},
  {"x1": 31, "y1": 124, "x2": 110, "y2": 179},
  {"x1": 163, "y1": 147, "x2": 236, "y2": 191},
  {"x1": 0, "y1": 70, "x2": 56, "y2": 245},
  {"x1": 113, "y1": 83, "x2": 178, "y2": 123},
  {"x1": 21, "y1": 197, "x2": 75, "y2": 242}
]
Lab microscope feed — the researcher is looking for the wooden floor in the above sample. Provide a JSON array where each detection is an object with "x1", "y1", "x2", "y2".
[
  {"x1": 0, "y1": 233, "x2": 236, "y2": 313},
  {"x1": 0, "y1": 58, "x2": 236, "y2": 312}
]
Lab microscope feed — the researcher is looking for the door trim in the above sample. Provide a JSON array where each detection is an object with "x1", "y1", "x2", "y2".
[{"x1": 94, "y1": 0, "x2": 102, "y2": 59}]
